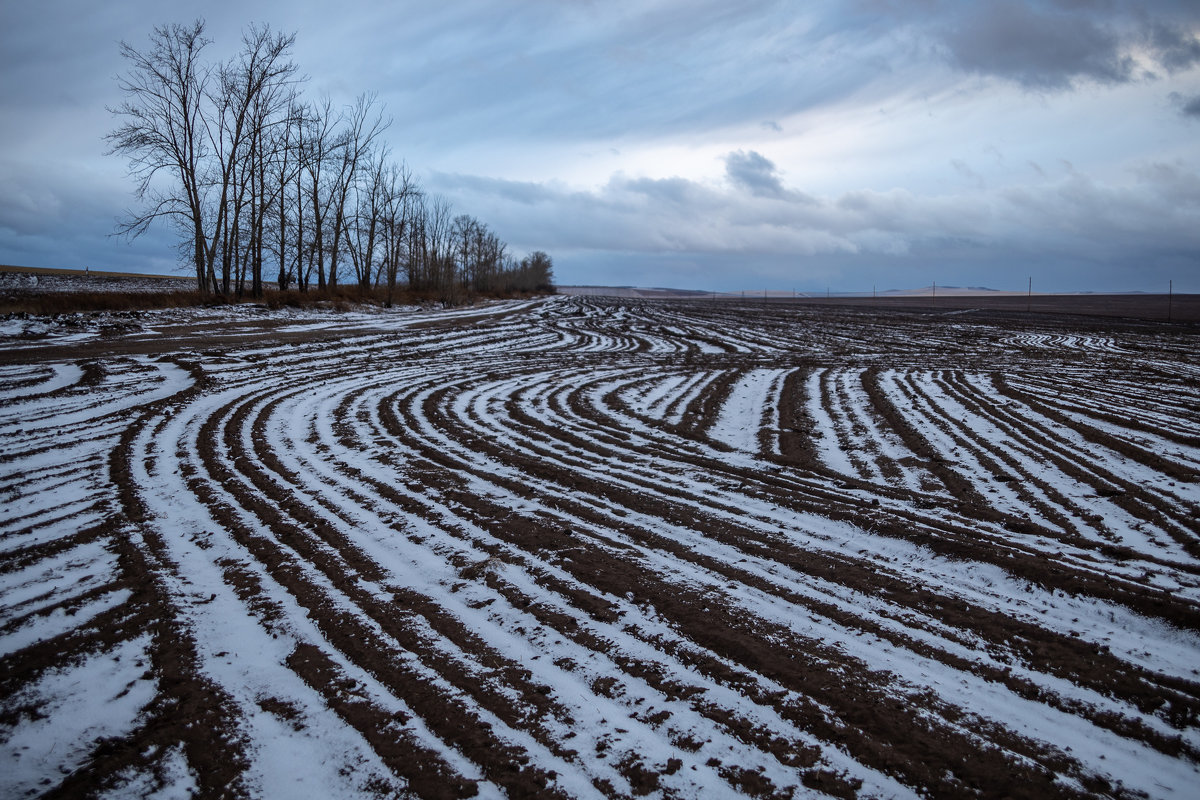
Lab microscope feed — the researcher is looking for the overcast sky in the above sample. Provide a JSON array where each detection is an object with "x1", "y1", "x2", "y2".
[{"x1": 2, "y1": 0, "x2": 1198, "y2": 292}]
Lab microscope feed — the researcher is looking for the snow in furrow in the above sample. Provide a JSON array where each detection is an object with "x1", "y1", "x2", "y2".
[{"x1": 708, "y1": 368, "x2": 786, "y2": 455}]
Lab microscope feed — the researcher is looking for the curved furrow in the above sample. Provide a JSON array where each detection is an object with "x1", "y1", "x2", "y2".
[
  {"x1": 1003, "y1": 373, "x2": 1200, "y2": 475},
  {"x1": 364, "y1": 362, "x2": 1200, "y2": 796},
  {"x1": 487, "y1": 367, "x2": 1200, "y2": 690},
  {"x1": 868, "y1": 368, "x2": 1200, "y2": 594},
  {"x1": 240, "y1": 378, "x2": 611, "y2": 793},
  {"x1": 0, "y1": 356, "x2": 245, "y2": 798},
  {"x1": 381, "y1": 374, "x2": 1051, "y2": 796},
  {"x1": 368, "y1": 368, "x2": 939, "y2": 795},
  {"x1": 308, "y1": 372, "x2": 879, "y2": 797},
  {"x1": 380, "y1": 366, "x2": 868, "y2": 794},
  {"x1": 213, "y1": 367, "x2": 864, "y2": 796},
  {"x1": 516, "y1": 359, "x2": 1190, "y2": 612},
  {"x1": 934, "y1": 371, "x2": 1200, "y2": 565},
  {"x1": 1001, "y1": 333, "x2": 1132, "y2": 355},
  {"x1": 127, "y1": 375, "x2": 473, "y2": 797},
  {"x1": 7, "y1": 296, "x2": 1200, "y2": 799},
  {"x1": 704, "y1": 368, "x2": 789, "y2": 456},
  {"x1": 987, "y1": 376, "x2": 1200, "y2": 554},
  {"x1": 0, "y1": 362, "x2": 85, "y2": 406},
  {"x1": 537, "y1": 376, "x2": 1200, "y2": 738},
  {"x1": 1010, "y1": 375, "x2": 1200, "y2": 447},
  {"x1": 809, "y1": 367, "x2": 884, "y2": 482}
]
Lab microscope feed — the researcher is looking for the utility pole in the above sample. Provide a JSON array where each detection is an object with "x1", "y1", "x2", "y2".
[
  {"x1": 1169, "y1": 279, "x2": 1173, "y2": 322},
  {"x1": 932, "y1": 281, "x2": 936, "y2": 305},
  {"x1": 1027, "y1": 276, "x2": 1031, "y2": 314}
]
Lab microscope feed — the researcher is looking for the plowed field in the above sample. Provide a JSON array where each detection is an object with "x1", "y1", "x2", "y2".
[{"x1": 2, "y1": 297, "x2": 1198, "y2": 799}]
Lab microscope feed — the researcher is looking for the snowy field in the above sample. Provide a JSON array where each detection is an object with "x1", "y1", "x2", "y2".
[
  {"x1": 1, "y1": 296, "x2": 1198, "y2": 799},
  {"x1": 0, "y1": 269, "x2": 197, "y2": 294}
]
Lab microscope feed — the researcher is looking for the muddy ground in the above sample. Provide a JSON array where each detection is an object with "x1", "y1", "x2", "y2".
[{"x1": 1, "y1": 297, "x2": 1198, "y2": 798}]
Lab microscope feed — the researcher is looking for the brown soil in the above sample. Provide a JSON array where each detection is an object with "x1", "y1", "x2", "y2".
[{"x1": 2, "y1": 297, "x2": 1197, "y2": 798}]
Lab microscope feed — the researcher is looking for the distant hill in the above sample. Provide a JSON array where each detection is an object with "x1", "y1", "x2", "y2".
[
  {"x1": 556, "y1": 285, "x2": 1021, "y2": 299},
  {"x1": 557, "y1": 284, "x2": 1168, "y2": 299},
  {"x1": 0, "y1": 264, "x2": 184, "y2": 281}
]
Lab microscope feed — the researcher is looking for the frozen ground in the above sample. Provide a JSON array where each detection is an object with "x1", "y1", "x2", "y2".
[
  {"x1": 0, "y1": 270, "x2": 197, "y2": 294},
  {"x1": 1, "y1": 296, "x2": 1198, "y2": 798}
]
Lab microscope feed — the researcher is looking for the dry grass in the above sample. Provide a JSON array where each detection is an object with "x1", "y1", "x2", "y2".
[
  {"x1": 0, "y1": 290, "x2": 213, "y2": 315},
  {"x1": 1, "y1": 284, "x2": 551, "y2": 316}
]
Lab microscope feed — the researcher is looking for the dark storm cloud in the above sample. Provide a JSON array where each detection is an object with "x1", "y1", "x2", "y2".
[
  {"x1": 938, "y1": 2, "x2": 1134, "y2": 89},
  {"x1": 1147, "y1": 20, "x2": 1200, "y2": 73},
  {"x1": 853, "y1": 1, "x2": 1200, "y2": 90}
]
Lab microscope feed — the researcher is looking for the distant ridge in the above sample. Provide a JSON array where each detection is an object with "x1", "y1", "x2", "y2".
[
  {"x1": 556, "y1": 285, "x2": 1019, "y2": 299},
  {"x1": 0, "y1": 264, "x2": 186, "y2": 281},
  {"x1": 557, "y1": 285, "x2": 1168, "y2": 299}
]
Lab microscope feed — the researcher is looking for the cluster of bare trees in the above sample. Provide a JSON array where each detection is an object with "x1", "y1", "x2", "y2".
[{"x1": 107, "y1": 20, "x2": 552, "y2": 303}]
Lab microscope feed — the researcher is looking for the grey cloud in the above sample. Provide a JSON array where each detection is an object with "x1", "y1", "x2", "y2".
[
  {"x1": 0, "y1": 157, "x2": 178, "y2": 272},
  {"x1": 724, "y1": 150, "x2": 786, "y2": 197},
  {"x1": 444, "y1": 169, "x2": 953, "y2": 261},
  {"x1": 1133, "y1": 160, "x2": 1200, "y2": 205},
  {"x1": 833, "y1": 188, "x2": 990, "y2": 238},
  {"x1": 939, "y1": 2, "x2": 1133, "y2": 89},
  {"x1": 864, "y1": 1, "x2": 1200, "y2": 91},
  {"x1": 431, "y1": 157, "x2": 1199, "y2": 292},
  {"x1": 621, "y1": 176, "x2": 715, "y2": 207},
  {"x1": 426, "y1": 172, "x2": 552, "y2": 206},
  {"x1": 1168, "y1": 91, "x2": 1200, "y2": 117},
  {"x1": 1147, "y1": 21, "x2": 1200, "y2": 73},
  {"x1": 348, "y1": 0, "x2": 931, "y2": 146},
  {"x1": 998, "y1": 166, "x2": 1200, "y2": 260},
  {"x1": 358, "y1": 0, "x2": 815, "y2": 143}
]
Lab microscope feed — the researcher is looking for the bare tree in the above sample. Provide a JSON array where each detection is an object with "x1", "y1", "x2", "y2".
[
  {"x1": 239, "y1": 65, "x2": 299, "y2": 297},
  {"x1": 325, "y1": 93, "x2": 389, "y2": 290},
  {"x1": 107, "y1": 20, "x2": 212, "y2": 291},
  {"x1": 265, "y1": 100, "x2": 305, "y2": 291},
  {"x1": 206, "y1": 24, "x2": 297, "y2": 296},
  {"x1": 518, "y1": 250, "x2": 555, "y2": 292},
  {"x1": 472, "y1": 225, "x2": 505, "y2": 293},
  {"x1": 426, "y1": 196, "x2": 455, "y2": 304},
  {"x1": 108, "y1": 20, "x2": 297, "y2": 296},
  {"x1": 405, "y1": 195, "x2": 428, "y2": 291},
  {"x1": 346, "y1": 146, "x2": 387, "y2": 291},
  {"x1": 110, "y1": 21, "x2": 547, "y2": 302},
  {"x1": 297, "y1": 97, "x2": 339, "y2": 291},
  {"x1": 379, "y1": 162, "x2": 419, "y2": 306},
  {"x1": 451, "y1": 214, "x2": 476, "y2": 297}
]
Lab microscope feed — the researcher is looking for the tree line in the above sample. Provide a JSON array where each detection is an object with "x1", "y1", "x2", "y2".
[{"x1": 106, "y1": 20, "x2": 553, "y2": 304}]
